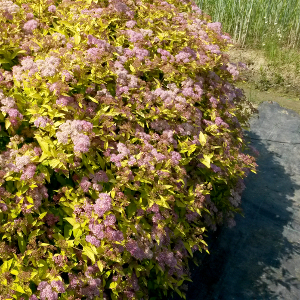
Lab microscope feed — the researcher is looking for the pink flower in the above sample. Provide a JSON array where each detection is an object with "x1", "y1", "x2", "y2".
[
  {"x1": 207, "y1": 22, "x2": 222, "y2": 34},
  {"x1": 33, "y1": 147, "x2": 42, "y2": 156},
  {"x1": 122, "y1": 30, "x2": 144, "y2": 43},
  {"x1": 86, "y1": 235, "x2": 100, "y2": 247},
  {"x1": 23, "y1": 19, "x2": 39, "y2": 34},
  {"x1": 34, "y1": 116, "x2": 52, "y2": 128},
  {"x1": 56, "y1": 95, "x2": 73, "y2": 106},
  {"x1": 103, "y1": 214, "x2": 116, "y2": 226},
  {"x1": 126, "y1": 239, "x2": 146, "y2": 260},
  {"x1": 94, "y1": 193, "x2": 112, "y2": 217},
  {"x1": 80, "y1": 176, "x2": 91, "y2": 192},
  {"x1": 72, "y1": 133, "x2": 90, "y2": 153},
  {"x1": 20, "y1": 164, "x2": 36, "y2": 180},
  {"x1": 48, "y1": 5, "x2": 56, "y2": 13},
  {"x1": 170, "y1": 151, "x2": 181, "y2": 165},
  {"x1": 53, "y1": 255, "x2": 68, "y2": 267},
  {"x1": 26, "y1": 13, "x2": 34, "y2": 20},
  {"x1": 89, "y1": 170, "x2": 109, "y2": 183},
  {"x1": 89, "y1": 223, "x2": 105, "y2": 238},
  {"x1": 126, "y1": 20, "x2": 137, "y2": 28},
  {"x1": 50, "y1": 280, "x2": 65, "y2": 293}
]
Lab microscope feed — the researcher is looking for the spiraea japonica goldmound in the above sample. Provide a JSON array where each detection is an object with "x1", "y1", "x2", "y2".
[{"x1": 0, "y1": 0, "x2": 258, "y2": 299}]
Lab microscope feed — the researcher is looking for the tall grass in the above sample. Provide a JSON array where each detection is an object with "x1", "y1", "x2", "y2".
[{"x1": 196, "y1": 0, "x2": 300, "y2": 50}]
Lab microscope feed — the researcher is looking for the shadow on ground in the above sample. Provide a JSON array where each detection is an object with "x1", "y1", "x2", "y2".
[{"x1": 169, "y1": 102, "x2": 300, "y2": 300}]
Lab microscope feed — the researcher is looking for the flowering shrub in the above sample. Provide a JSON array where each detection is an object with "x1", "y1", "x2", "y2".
[{"x1": 0, "y1": 0, "x2": 258, "y2": 299}]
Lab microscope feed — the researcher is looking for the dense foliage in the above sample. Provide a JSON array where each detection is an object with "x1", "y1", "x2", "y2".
[{"x1": 0, "y1": 0, "x2": 258, "y2": 299}]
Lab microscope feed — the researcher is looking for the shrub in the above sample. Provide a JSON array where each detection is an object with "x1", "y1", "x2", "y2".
[{"x1": 0, "y1": 0, "x2": 258, "y2": 299}]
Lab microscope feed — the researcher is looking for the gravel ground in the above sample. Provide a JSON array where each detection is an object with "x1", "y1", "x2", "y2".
[{"x1": 170, "y1": 101, "x2": 300, "y2": 300}]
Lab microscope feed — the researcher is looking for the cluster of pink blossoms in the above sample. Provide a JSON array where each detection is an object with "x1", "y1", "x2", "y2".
[
  {"x1": 0, "y1": 89, "x2": 23, "y2": 127},
  {"x1": 84, "y1": 194, "x2": 124, "y2": 247},
  {"x1": 20, "y1": 164, "x2": 36, "y2": 180},
  {"x1": 79, "y1": 170, "x2": 109, "y2": 193},
  {"x1": 34, "y1": 116, "x2": 54, "y2": 128},
  {"x1": 13, "y1": 55, "x2": 61, "y2": 81},
  {"x1": 94, "y1": 193, "x2": 112, "y2": 217},
  {"x1": 56, "y1": 119, "x2": 93, "y2": 154},
  {"x1": 30, "y1": 280, "x2": 65, "y2": 300}
]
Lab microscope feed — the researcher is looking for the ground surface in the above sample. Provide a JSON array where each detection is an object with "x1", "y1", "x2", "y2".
[{"x1": 170, "y1": 100, "x2": 300, "y2": 300}]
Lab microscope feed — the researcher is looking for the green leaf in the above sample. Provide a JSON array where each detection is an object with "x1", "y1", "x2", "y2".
[
  {"x1": 73, "y1": 228, "x2": 82, "y2": 239},
  {"x1": 87, "y1": 96, "x2": 99, "y2": 103},
  {"x1": 64, "y1": 217, "x2": 77, "y2": 226},
  {"x1": 110, "y1": 190, "x2": 116, "y2": 199},
  {"x1": 5, "y1": 119, "x2": 11, "y2": 130},
  {"x1": 199, "y1": 131, "x2": 206, "y2": 147},
  {"x1": 38, "y1": 152, "x2": 48, "y2": 162},
  {"x1": 126, "y1": 202, "x2": 136, "y2": 218},
  {"x1": 200, "y1": 153, "x2": 213, "y2": 168},
  {"x1": 97, "y1": 260, "x2": 104, "y2": 272},
  {"x1": 16, "y1": 185, "x2": 29, "y2": 196},
  {"x1": 129, "y1": 65, "x2": 135, "y2": 73},
  {"x1": 12, "y1": 284, "x2": 25, "y2": 294},
  {"x1": 39, "y1": 165, "x2": 50, "y2": 182},
  {"x1": 83, "y1": 246, "x2": 96, "y2": 264},
  {"x1": 0, "y1": 58, "x2": 10, "y2": 64},
  {"x1": 109, "y1": 281, "x2": 118, "y2": 289},
  {"x1": 28, "y1": 229, "x2": 44, "y2": 240},
  {"x1": 97, "y1": 153, "x2": 106, "y2": 170},
  {"x1": 49, "y1": 159, "x2": 61, "y2": 169},
  {"x1": 17, "y1": 234, "x2": 26, "y2": 254},
  {"x1": 35, "y1": 136, "x2": 50, "y2": 154},
  {"x1": 183, "y1": 241, "x2": 193, "y2": 257},
  {"x1": 10, "y1": 269, "x2": 18, "y2": 276},
  {"x1": 74, "y1": 33, "x2": 81, "y2": 45},
  {"x1": 39, "y1": 211, "x2": 47, "y2": 219},
  {"x1": 64, "y1": 224, "x2": 73, "y2": 240}
]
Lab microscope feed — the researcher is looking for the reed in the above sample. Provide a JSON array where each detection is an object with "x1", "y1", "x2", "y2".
[{"x1": 196, "y1": 0, "x2": 300, "y2": 50}]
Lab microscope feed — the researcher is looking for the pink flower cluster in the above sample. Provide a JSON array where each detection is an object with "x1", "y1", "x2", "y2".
[
  {"x1": 89, "y1": 223, "x2": 105, "y2": 239},
  {"x1": 94, "y1": 193, "x2": 112, "y2": 217},
  {"x1": 56, "y1": 120, "x2": 93, "y2": 153},
  {"x1": 48, "y1": 5, "x2": 56, "y2": 13},
  {"x1": 53, "y1": 254, "x2": 68, "y2": 267},
  {"x1": 61, "y1": 70, "x2": 74, "y2": 82},
  {"x1": 110, "y1": 142, "x2": 131, "y2": 167},
  {"x1": 56, "y1": 95, "x2": 74, "y2": 107},
  {"x1": 85, "y1": 235, "x2": 100, "y2": 247},
  {"x1": 35, "y1": 56, "x2": 61, "y2": 78},
  {"x1": 20, "y1": 164, "x2": 36, "y2": 180},
  {"x1": 14, "y1": 55, "x2": 61, "y2": 80},
  {"x1": 23, "y1": 19, "x2": 39, "y2": 34},
  {"x1": 125, "y1": 20, "x2": 137, "y2": 28},
  {"x1": 215, "y1": 117, "x2": 229, "y2": 128},
  {"x1": 124, "y1": 47, "x2": 149, "y2": 61},
  {"x1": 156, "y1": 249, "x2": 177, "y2": 270},
  {"x1": 0, "y1": 0, "x2": 20, "y2": 14},
  {"x1": 121, "y1": 29, "x2": 144, "y2": 43},
  {"x1": 79, "y1": 278, "x2": 101, "y2": 299},
  {"x1": 81, "y1": 8, "x2": 103, "y2": 18},
  {"x1": 227, "y1": 63, "x2": 239, "y2": 80},
  {"x1": 126, "y1": 239, "x2": 148, "y2": 260},
  {"x1": 44, "y1": 213, "x2": 59, "y2": 226},
  {"x1": 34, "y1": 116, "x2": 53, "y2": 128},
  {"x1": 0, "y1": 90, "x2": 23, "y2": 127},
  {"x1": 37, "y1": 280, "x2": 65, "y2": 300},
  {"x1": 157, "y1": 48, "x2": 175, "y2": 62},
  {"x1": 110, "y1": 1, "x2": 134, "y2": 18},
  {"x1": 175, "y1": 47, "x2": 197, "y2": 64}
]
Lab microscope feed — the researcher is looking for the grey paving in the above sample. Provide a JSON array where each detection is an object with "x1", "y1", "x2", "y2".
[{"x1": 170, "y1": 102, "x2": 300, "y2": 300}]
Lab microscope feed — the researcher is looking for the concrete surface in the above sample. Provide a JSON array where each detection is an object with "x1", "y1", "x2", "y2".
[{"x1": 170, "y1": 101, "x2": 300, "y2": 300}]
